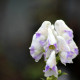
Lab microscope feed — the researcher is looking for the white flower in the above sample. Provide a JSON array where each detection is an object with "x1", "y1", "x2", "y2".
[
  {"x1": 54, "y1": 20, "x2": 78, "y2": 65},
  {"x1": 43, "y1": 51, "x2": 58, "y2": 78},
  {"x1": 43, "y1": 27, "x2": 58, "y2": 60},
  {"x1": 55, "y1": 20, "x2": 73, "y2": 44},
  {"x1": 29, "y1": 20, "x2": 79, "y2": 78},
  {"x1": 29, "y1": 21, "x2": 51, "y2": 62}
]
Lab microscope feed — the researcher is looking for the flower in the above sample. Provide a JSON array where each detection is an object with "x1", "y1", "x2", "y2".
[
  {"x1": 43, "y1": 51, "x2": 58, "y2": 78},
  {"x1": 29, "y1": 20, "x2": 79, "y2": 78},
  {"x1": 54, "y1": 20, "x2": 78, "y2": 65},
  {"x1": 29, "y1": 21, "x2": 51, "y2": 62},
  {"x1": 43, "y1": 27, "x2": 58, "y2": 61}
]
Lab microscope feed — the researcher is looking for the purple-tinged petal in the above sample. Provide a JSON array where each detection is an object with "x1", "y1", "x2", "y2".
[
  {"x1": 44, "y1": 65, "x2": 58, "y2": 78},
  {"x1": 39, "y1": 40, "x2": 46, "y2": 46},
  {"x1": 52, "y1": 66, "x2": 56, "y2": 72},
  {"x1": 47, "y1": 28, "x2": 57, "y2": 47},
  {"x1": 54, "y1": 20, "x2": 73, "y2": 36},
  {"x1": 74, "y1": 48, "x2": 78, "y2": 55},
  {"x1": 33, "y1": 53, "x2": 43, "y2": 62},
  {"x1": 47, "y1": 51, "x2": 56, "y2": 68},
  {"x1": 67, "y1": 39, "x2": 72, "y2": 44},
  {"x1": 43, "y1": 65, "x2": 50, "y2": 72},
  {"x1": 57, "y1": 36, "x2": 70, "y2": 52},
  {"x1": 36, "y1": 33, "x2": 41, "y2": 38},
  {"x1": 54, "y1": 44, "x2": 57, "y2": 49},
  {"x1": 67, "y1": 51, "x2": 73, "y2": 58},
  {"x1": 30, "y1": 46, "x2": 35, "y2": 54},
  {"x1": 64, "y1": 30, "x2": 73, "y2": 37}
]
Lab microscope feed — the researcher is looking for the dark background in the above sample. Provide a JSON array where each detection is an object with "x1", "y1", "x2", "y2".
[{"x1": 0, "y1": 0, "x2": 80, "y2": 80}]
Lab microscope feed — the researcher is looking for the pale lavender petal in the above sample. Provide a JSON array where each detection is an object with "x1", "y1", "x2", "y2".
[
  {"x1": 36, "y1": 33, "x2": 41, "y2": 38},
  {"x1": 48, "y1": 40, "x2": 51, "y2": 46},
  {"x1": 44, "y1": 66, "x2": 58, "y2": 78},
  {"x1": 43, "y1": 65, "x2": 50, "y2": 72},
  {"x1": 33, "y1": 53, "x2": 43, "y2": 61},
  {"x1": 74, "y1": 48, "x2": 78, "y2": 54},
  {"x1": 67, "y1": 39, "x2": 72, "y2": 44},
  {"x1": 30, "y1": 46, "x2": 35, "y2": 54},
  {"x1": 39, "y1": 40, "x2": 46, "y2": 46},
  {"x1": 45, "y1": 47, "x2": 48, "y2": 52},
  {"x1": 54, "y1": 43, "x2": 57, "y2": 48},
  {"x1": 54, "y1": 43, "x2": 59, "y2": 53},
  {"x1": 52, "y1": 66, "x2": 56, "y2": 72},
  {"x1": 67, "y1": 51, "x2": 73, "y2": 58},
  {"x1": 64, "y1": 30, "x2": 73, "y2": 37}
]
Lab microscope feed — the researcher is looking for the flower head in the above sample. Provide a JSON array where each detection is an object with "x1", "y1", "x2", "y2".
[{"x1": 29, "y1": 20, "x2": 79, "y2": 77}]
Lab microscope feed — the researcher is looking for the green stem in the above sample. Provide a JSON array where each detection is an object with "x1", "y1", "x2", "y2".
[{"x1": 46, "y1": 76, "x2": 57, "y2": 80}]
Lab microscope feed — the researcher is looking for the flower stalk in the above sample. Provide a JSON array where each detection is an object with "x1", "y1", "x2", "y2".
[{"x1": 29, "y1": 20, "x2": 79, "y2": 80}]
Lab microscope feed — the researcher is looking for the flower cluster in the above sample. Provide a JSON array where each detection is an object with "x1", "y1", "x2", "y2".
[{"x1": 29, "y1": 20, "x2": 78, "y2": 78}]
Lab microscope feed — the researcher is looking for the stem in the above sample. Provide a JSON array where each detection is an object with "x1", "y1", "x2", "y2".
[{"x1": 46, "y1": 76, "x2": 57, "y2": 80}]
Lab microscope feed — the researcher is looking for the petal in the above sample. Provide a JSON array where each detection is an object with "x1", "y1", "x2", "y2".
[
  {"x1": 47, "y1": 51, "x2": 56, "y2": 68},
  {"x1": 60, "y1": 51, "x2": 74, "y2": 65},
  {"x1": 54, "y1": 20, "x2": 73, "y2": 36},
  {"x1": 57, "y1": 36, "x2": 70, "y2": 52},
  {"x1": 68, "y1": 40, "x2": 79, "y2": 58},
  {"x1": 59, "y1": 52, "x2": 68, "y2": 65},
  {"x1": 47, "y1": 27, "x2": 57, "y2": 46},
  {"x1": 29, "y1": 45, "x2": 43, "y2": 62},
  {"x1": 44, "y1": 66, "x2": 58, "y2": 78},
  {"x1": 44, "y1": 49, "x2": 52, "y2": 61},
  {"x1": 62, "y1": 32, "x2": 73, "y2": 44},
  {"x1": 33, "y1": 53, "x2": 43, "y2": 62},
  {"x1": 43, "y1": 65, "x2": 50, "y2": 72},
  {"x1": 49, "y1": 24, "x2": 55, "y2": 31},
  {"x1": 37, "y1": 21, "x2": 51, "y2": 37},
  {"x1": 29, "y1": 34, "x2": 44, "y2": 61},
  {"x1": 36, "y1": 33, "x2": 41, "y2": 38}
]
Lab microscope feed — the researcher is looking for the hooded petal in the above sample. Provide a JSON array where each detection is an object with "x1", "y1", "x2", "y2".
[
  {"x1": 29, "y1": 21, "x2": 51, "y2": 61},
  {"x1": 37, "y1": 21, "x2": 51, "y2": 38},
  {"x1": 47, "y1": 27, "x2": 57, "y2": 46},
  {"x1": 54, "y1": 20, "x2": 73, "y2": 35},
  {"x1": 43, "y1": 27, "x2": 58, "y2": 60},
  {"x1": 54, "y1": 20, "x2": 73, "y2": 43}
]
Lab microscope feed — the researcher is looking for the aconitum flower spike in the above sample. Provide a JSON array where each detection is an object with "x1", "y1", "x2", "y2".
[{"x1": 29, "y1": 20, "x2": 79, "y2": 78}]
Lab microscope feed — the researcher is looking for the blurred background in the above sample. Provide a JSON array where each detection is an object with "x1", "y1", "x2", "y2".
[{"x1": 0, "y1": 0, "x2": 80, "y2": 80}]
